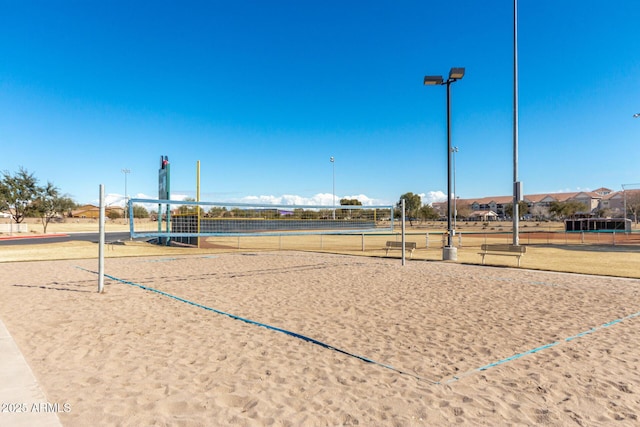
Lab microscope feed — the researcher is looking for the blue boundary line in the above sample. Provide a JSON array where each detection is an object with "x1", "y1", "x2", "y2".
[
  {"x1": 442, "y1": 310, "x2": 640, "y2": 384},
  {"x1": 77, "y1": 265, "x2": 640, "y2": 385},
  {"x1": 140, "y1": 256, "x2": 218, "y2": 263},
  {"x1": 76, "y1": 266, "x2": 437, "y2": 384}
]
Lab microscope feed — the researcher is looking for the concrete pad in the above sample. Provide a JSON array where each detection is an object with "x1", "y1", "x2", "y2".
[{"x1": 0, "y1": 319, "x2": 63, "y2": 427}]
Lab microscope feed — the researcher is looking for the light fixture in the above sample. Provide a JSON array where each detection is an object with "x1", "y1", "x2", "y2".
[
  {"x1": 423, "y1": 67, "x2": 465, "y2": 261},
  {"x1": 423, "y1": 75, "x2": 444, "y2": 85},
  {"x1": 449, "y1": 68, "x2": 465, "y2": 79}
]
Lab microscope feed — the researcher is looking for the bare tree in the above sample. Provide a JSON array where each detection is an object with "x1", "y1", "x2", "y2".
[{"x1": 626, "y1": 192, "x2": 640, "y2": 223}]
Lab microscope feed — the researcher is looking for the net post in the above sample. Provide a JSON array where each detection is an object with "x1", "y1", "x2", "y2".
[
  {"x1": 196, "y1": 160, "x2": 201, "y2": 248},
  {"x1": 401, "y1": 199, "x2": 406, "y2": 266},
  {"x1": 98, "y1": 184, "x2": 105, "y2": 293},
  {"x1": 128, "y1": 200, "x2": 135, "y2": 238},
  {"x1": 165, "y1": 162, "x2": 171, "y2": 246},
  {"x1": 157, "y1": 202, "x2": 162, "y2": 244}
]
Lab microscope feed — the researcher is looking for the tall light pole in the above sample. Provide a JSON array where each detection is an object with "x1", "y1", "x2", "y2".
[
  {"x1": 625, "y1": 117, "x2": 640, "y2": 226},
  {"x1": 121, "y1": 168, "x2": 131, "y2": 223},
  {"x1": 330, "y1": 157, "x2": 335, "y2": 220},
  {"x1": 424, "y1": 67, "x2": 465, "y2": 261},
  {"x1": 451, "y1": 146, "x2": 459, "y2": 233},
  {"x1": 512, "y1": 0, "x2": 522, "y2": 246}
]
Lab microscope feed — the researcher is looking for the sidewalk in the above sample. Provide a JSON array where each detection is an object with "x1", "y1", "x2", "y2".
[
  {"x1": 0, "y1": 233, "x2": 69, "y2": 241},
  {"x1": 0, "y1": 318, "x2": 63, "y2": 427}
]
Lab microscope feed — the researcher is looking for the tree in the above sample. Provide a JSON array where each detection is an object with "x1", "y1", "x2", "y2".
[
  {"x1": 418, "y1": 204, "x2": 439, "y2": 221},
  {"x1": 530, "y1": 204, "x2": 549, "y2": 221},
  {"x1": 455, "y1": 202, "x2": 472, "y2": 221},
  {"x1": 132, "y1": 205, "x2": 149, "y2": 219},
  {"x1": 398, "y1": 192, "x2": 422, "y2": 225},
  {"x1": 1, "y1": 167, "x2": 40, "y2": 223},
  {"x1": 32, "y1": 181, "x2": 58, "y2": 233},
  {"x1": 626, "y1": 192, "x2": 640, "y2": 223},
  {"x1": 32, "y1": 182, "x2": 76, "y2": 233},
  {"x1": 206, "y1": 207, "x2": 227, "y2": 218},
  {"x1": 57, "y1": 196, "x2": 77, "y2": 217},
  {"x1": 549, "y1": 200, "x2": 588, "y2": 220},
  {"x1": 178, "y1": 197, "x2": 197, "y2": 214},
  {"x1": 177, "y1": 197, "x2": 205, "y2": 216},
  {"x1": 504, "y1": 201, "x2": 530, "y2": 219},
  {"x1": 340, "y1": 198, "x2": 362, "y2": 219}
]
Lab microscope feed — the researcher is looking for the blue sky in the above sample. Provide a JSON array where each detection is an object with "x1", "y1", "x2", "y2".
[{"x1": 1, "y1": 0, "x2": 639, "y2": 208}]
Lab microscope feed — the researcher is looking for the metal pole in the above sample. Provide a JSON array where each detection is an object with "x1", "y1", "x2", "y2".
[
  {"x1": 425, "y1": 69, "x2": 462, "y2": 261},
  {"x1": 121, "y1": 168, "x2": 130, "y2": 224},
  {"x1": 197, "y1": 160, "x2": 201, "y2": 248},
  {"x1": 446, "y1": 81, "x2": 453, "y2": 248},
  {"x1": 624, "y1": 187, "x2": 627, "y2": 222},
  {"x1": 401, "y1": 198, "x2": 406, "y2": 266},
  {"x1": 512, "y1": 0, "x2": 520, "y2": 246},
  {"x1": 452, "y1": 147, "x2": 458, "y2": 233},
  {"x1": 98, "y1": 184, "x2": 105, "y2": 293},
  {"x1": 165, "y1": 163, "x2": 171, "y2": 245},
  {"x1": 331, "y1": 157, "x2": 335, "y2": 220}
]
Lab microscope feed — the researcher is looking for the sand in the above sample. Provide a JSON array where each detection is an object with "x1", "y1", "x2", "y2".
[{"x1": 1, "y1": 251, "x2": 640, "y2": 426}]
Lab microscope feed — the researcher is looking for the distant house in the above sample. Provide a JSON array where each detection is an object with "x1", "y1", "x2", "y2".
[
  {"x1": 468, "y1": 196, "x2": 513, "y2": 218},
  {"x1": 600, "y1": 189, "x2": 640, "y2": 216},
  {"x1": 468, "y1": 210, "x2": 498, "y2": 221},
  {"x1": 71, "y1": 204, "x2": 124, "y2": 219},
  {"x1": 524, "y1": 191, "x2": 603, "y2": 213},
  {"x1": 431, "y1": 187, "x2": 638, "y2": 220}
]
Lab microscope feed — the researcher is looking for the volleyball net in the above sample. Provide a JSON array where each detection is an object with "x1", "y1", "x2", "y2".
[{"x1": 128, "y1": 198, "x2": 395, "y2": 239}]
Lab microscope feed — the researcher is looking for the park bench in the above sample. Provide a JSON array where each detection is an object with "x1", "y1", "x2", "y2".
[
  {"x1": 478, "y1": 244, "x2": 526, "y2": 267},
  {"x1": 385, "y1": 241, "x2": 417, "y2": 258}
]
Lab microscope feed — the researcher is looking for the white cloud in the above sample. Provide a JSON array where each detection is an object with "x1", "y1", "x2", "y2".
[
  {"x1": 240, "y1": 194, "x2": 327, "y2": 206},
  {"x1": 102, "y1": 193, "x2": 125, "y2": 207},
  {"x1": 550, "y1": 187, "x2": 594, "y2": 195},
  {"x1": 96, "y1": 192, "x2": 389, "y2": 209},
  {"x1": 238, "y1": 193, "x2": 386, "y2": 206},
  {"x1": 421, "y1": 191, "x2": 447, "y2": 205},
  {"x1": 340, "y1": 194, "x2": 387, "y2": 206}
]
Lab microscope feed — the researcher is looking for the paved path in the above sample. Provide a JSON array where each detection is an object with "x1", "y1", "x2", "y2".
[{"x1": 0, "y1": 319, "x2": 63, "y2": 427}]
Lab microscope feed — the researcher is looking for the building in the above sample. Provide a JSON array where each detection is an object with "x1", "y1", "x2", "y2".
[{"x1": 432, "y1": 187, "x2": 640, "y2": 221}]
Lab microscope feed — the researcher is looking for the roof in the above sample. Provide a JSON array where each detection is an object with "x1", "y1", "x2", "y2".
[
  {"x1": 71, "y1": 205, "x2": 123, "y2": 217},
  {"x1": 430, "y1": 188, "x2": 633, "y2": 208},
  {"x1": 468, "y1": 196, "x2": 513, "y2": 205}
]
